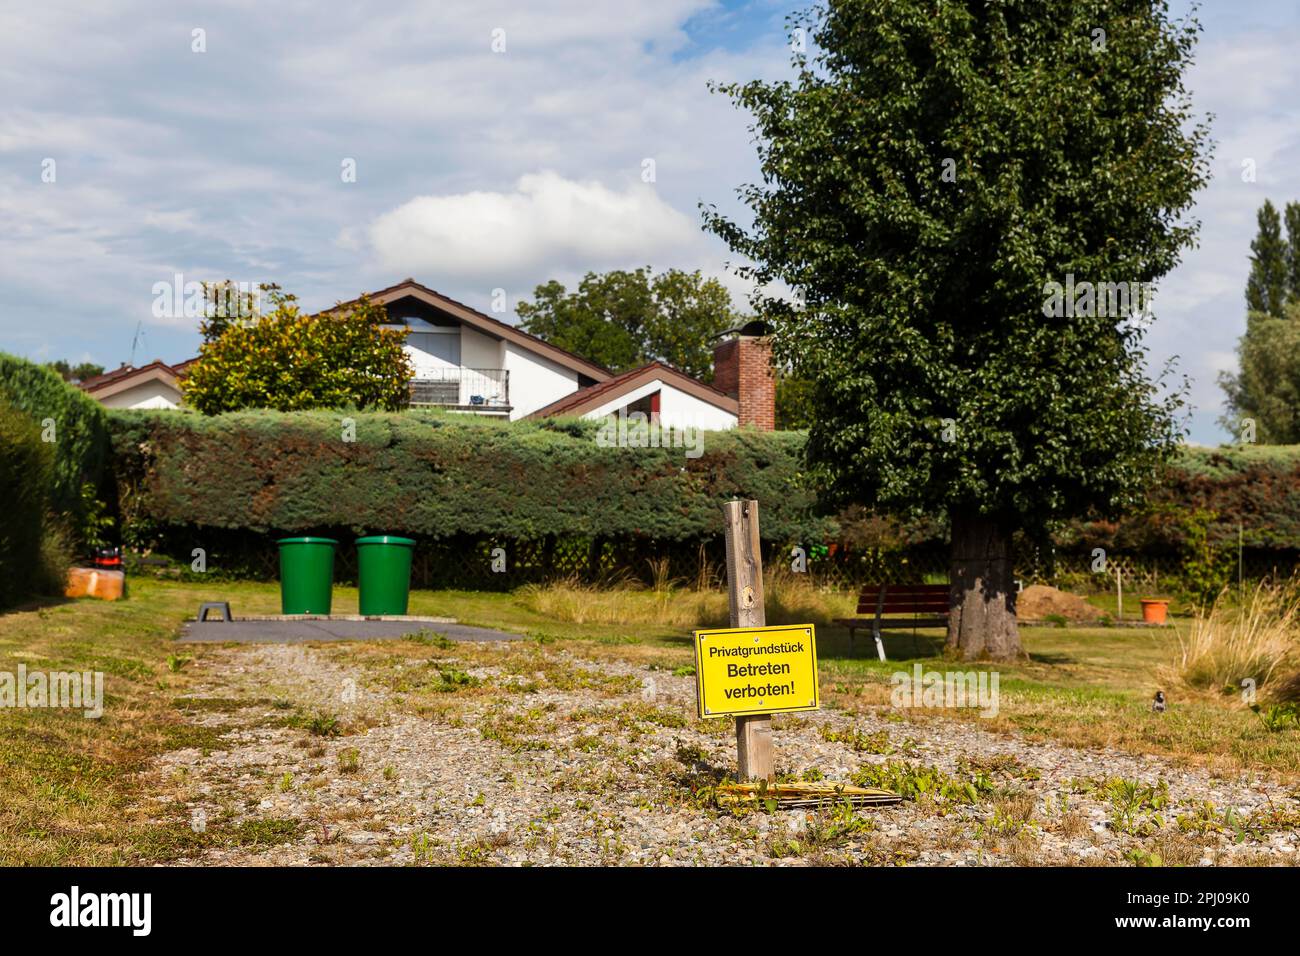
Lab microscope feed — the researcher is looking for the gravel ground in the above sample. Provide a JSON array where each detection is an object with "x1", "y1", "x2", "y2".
[{"x1": 146, "y1": 640, "x2": 1300, "y2": 867}]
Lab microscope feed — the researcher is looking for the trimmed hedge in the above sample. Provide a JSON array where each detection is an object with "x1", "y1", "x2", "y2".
[
  {"x1": 1061, "y1": 445, "x2": 1300, "y2": 554},
  {"x1": 1168, "y1": 445, "x2": 1300, "y2": 548},
  {"x1": 109, "y1": 409, "x2": 834, "y2": 544},
  {"x1": 0, "y1": 352, "x2": 110, "y2": 517},
  {"x1": 105, "y1": 405, "x2": 1300, "y2": 588},
  {"x1": 0, "y1": 398, "x2": 54, "y2": 609}
]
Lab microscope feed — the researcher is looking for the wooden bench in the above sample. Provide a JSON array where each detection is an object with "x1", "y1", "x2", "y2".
[{"x1": 835, "y1": 584, "x2": 950, "y2": 661}]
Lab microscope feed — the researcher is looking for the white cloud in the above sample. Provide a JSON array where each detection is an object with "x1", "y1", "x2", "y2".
[{"x1": 367, "y1": 171, "x2": 705, "y2": 282}]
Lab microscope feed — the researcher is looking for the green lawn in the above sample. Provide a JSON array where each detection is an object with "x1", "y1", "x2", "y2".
[{"x1": 0, "y1": 577, "x2": 1294, "y2": 864}]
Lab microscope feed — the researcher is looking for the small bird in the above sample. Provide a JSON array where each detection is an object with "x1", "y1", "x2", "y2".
[{"x1": 1152, "y1": 690, "x2": 1166, "y2": 713}]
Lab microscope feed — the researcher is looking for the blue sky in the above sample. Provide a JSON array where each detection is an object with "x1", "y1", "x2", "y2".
[{"x1": 1, "y1": 0, "x2": 1296, "y2": 445}]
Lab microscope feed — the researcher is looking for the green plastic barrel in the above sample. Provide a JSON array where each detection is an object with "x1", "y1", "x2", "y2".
[
  {"x1": 277, "y1": 537, "x2": 338, "y2": 615},
  {"x1": 356, "y1": 535, "x2": 415, "y2": 616}
]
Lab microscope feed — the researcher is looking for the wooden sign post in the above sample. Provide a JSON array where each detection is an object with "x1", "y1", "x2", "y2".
[{"x1": 721, "y1": 498, "x2": 772, "y2": 781}]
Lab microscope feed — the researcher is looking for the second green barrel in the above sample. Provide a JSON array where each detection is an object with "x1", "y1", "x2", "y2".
[{"x1": 356, "y1": 535, "x2": 415, "y2": 615}]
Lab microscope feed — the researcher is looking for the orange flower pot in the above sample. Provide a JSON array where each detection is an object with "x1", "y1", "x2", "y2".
[{"x1": 1140, "y1": 598, "x2": 1169, "y2": 625}]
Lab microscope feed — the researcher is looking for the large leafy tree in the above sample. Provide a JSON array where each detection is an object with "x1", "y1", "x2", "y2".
[
  {"x1": 516, "y1": 267, "x2": 737, "y2": 380},
  {"x1": 183, "y1": 287, "x2": 412, "y2": 415},
  {"x1": 775, "y1": 373, "x2": 816, "y2": 430},
  {"x1": 705, "y1": 0, "x2": 1209, "y2": 659}
]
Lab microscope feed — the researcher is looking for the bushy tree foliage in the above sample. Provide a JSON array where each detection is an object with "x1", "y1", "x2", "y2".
[
  {"x1": 183, "y1": 287, "x2": 413, "y2": 415},
  {"x1": 516, "y1": 267, "x2": 737, "y2": 380},
  {"x1": 0, "y1": 352, "x2": 110, "y2": 519},
  {"x1": 1245, "y1": 200, "x2": 1289, "y2": 317},
  {"x1": 1220, "y1": 306, "x2": 1300, "y2": 443},
  {"x1": 45, "y1": 360, "x2": 105, "y2": 384},
  {"x1": 775, "y1": 374, "x2": 816, "y2": 430},
  {"x1": 705, "y1": 0, "x2": 1210, "y2": 658},
  {"x1": 0, "y1": 398, "x2": 55, "y2": 609}
]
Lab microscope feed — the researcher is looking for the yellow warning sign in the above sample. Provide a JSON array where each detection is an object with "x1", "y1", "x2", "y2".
[{"x1": 693, "y1": 624, "x2": 819, "y2": 719}]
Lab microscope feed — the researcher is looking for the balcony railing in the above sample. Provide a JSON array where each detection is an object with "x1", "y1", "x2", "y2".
[{"x1": 409, "y1": 368, "x2": 510, "y2": 409}]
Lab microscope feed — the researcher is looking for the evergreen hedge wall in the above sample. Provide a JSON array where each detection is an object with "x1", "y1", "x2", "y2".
[
  {"x1": 109, "y1": 409, "x2": 834, "y2": 545},
  {"x1": 0, "y1": 352, "x2": 110, "y2": 517},
  {"x1": 0, "y1": 399, "x2": 55, "y2": 608},
  {"x1": 106, "y1": 408, "x2": 1300, "y2": 587},
  {"x1": 1062, "y1": 445, "x2": 1300, "y2": 554}
]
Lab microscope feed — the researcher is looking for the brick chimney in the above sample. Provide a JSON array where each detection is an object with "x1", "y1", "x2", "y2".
[{"x1": 713, "y1": 321, "x2": 775, "y2": 430}]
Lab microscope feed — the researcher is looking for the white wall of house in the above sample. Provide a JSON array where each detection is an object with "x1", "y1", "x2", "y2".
[
  {"x1": 579, "y1": 378, "x2": 737, "y2": 431},
  {"x1": 393, "y1": 320, "x2": 510, "y2": 407},
  {"x1": 461, "y1": 325, "x2": 502, "y2": 369},
  {"x1": 96, "y1": 380, "x2": 182, "y2": 410},
  {"x1": 659, "y1": 383, "x2": 737, "y2": 430},
  {"x1": 504, "y1": 342, "x2": 580, "y2": 419}
]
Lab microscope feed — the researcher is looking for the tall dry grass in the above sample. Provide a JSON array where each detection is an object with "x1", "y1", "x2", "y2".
[
  {"x1": 516, "y1": 562, "x2": 855, "y2": 630},
  {"x1": 1171, "y1": 580, "x2": 1300, "y2": 696}
]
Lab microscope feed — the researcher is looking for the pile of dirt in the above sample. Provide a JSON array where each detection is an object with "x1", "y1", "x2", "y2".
[{"x1": 1018, "y1": 584, "x2": 1101, "y2": 622}]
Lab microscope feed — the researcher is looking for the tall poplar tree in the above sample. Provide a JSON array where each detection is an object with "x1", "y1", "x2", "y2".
[{"x1": 1246, "y1": 200, "x2": 1288, "y2": 317}]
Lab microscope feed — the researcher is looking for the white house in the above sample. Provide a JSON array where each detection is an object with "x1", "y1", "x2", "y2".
[
  {"x1": 82, "y1": 279, "x2": 774, "y2": 431},
  {"x1": 79, "y1": 359, "x2": 192, "y2": 409},
  {"x1": 354, "y1": 278, "x2": 611, "y2": 420}
]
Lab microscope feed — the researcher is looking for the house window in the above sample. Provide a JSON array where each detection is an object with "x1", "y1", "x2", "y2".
[
  {"x1": 624, "y1": 391, "x2": 660, "y2": 422},
  {"x1": 405, "y1": 328, "x2": 462, "y2": 384}
]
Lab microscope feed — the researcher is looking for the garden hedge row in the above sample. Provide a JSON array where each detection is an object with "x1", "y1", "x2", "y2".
[
  {"x1": 109, "y1": 409, "x2": 834, "y2": 544},
  {"x1": 106, "y1": 408, "x2": 1300, "y2": 572},
  {"x1": 0, "y1": 399, "x2": 54, "y2": 609},
  {"x1": 0, "y1": 352, "x2": 110, "y2": 517},
  {"x1": 1063, "y1": 445, "x2": 1300, "y2": 553}
]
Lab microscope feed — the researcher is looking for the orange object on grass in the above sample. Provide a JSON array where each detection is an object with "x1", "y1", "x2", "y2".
[
  {"x1": 65, "y1": 567, "x2": 125, "y2": 601},
  {"x1": 1140, "y1": 598, "x2": 1168, "y2": 625}
]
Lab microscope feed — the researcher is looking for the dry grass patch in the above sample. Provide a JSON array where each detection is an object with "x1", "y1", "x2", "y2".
[
  {"x1": 1056, "y1": 808, "x2": 1090, "y2": 839},
  {"x1": 1145, "y1": 828, "x2": 1205, "y2": 867},
  {"x1": 1171, "y1": 581, "x2": 1300, "y2": 697},
  {"x1": 517, "y1": 568, "x2": 854, "y2": 630}
]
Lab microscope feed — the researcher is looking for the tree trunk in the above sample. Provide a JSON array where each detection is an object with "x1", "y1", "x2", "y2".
[{"x1": 946, "y1": 511, "x2": 1022, "y2": 661}]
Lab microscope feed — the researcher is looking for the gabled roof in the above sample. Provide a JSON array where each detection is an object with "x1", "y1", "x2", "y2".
[
  {"x1": 79, "y1": 360, "x2": 185, "y2": 400},
  {"x1": 527, "y1": 361, "x2": 738, "y2": 420},
  {"x1": 327, "y1": 278, "x2": 613, "y2": 382}
]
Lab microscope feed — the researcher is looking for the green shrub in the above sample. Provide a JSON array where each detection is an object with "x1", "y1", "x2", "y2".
[
  {"x1": 0, "y1": 352, "x2": 110, "y2": 521},
  {"x1": 0, "y1": 399, "x2": 55, "y2": 608},
  {"x1": 182, "y1": 291, "x2": 412, "y2": 414},
  {"x1": 36, "y1": 522, "x2": 75, "y2": 597},
  {"x1": 108, "y1": 408, "x2": 833, "y2": 544},
  {"x1": 1055, "y1": 446, "x2": 1300, "y2": 575},
  {"x1": 1176, "y1": 507, "x2": 1235, "y2": 602}
]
